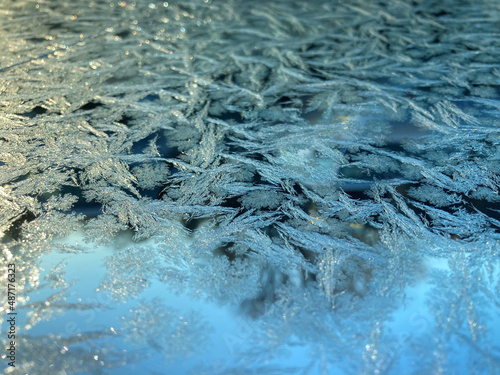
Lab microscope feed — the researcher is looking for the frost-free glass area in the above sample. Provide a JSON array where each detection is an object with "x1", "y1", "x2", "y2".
[{"x1": 1, "y1": 0, "x2": 500, "y2": 374}]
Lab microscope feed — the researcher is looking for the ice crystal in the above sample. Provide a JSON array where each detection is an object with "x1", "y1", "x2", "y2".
[{"x1": 1, "y1": 0, "x2": 500, "y2": 374}]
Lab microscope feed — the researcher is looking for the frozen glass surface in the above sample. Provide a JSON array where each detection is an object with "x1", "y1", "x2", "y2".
[{"x1": 1, "y1": 0, "x2": 500, "y2": 374}]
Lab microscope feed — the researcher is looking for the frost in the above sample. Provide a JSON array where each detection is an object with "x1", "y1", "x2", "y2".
[
  {"x1": 122, "y1": 299, "x2": 212, "y2": 362},
  {"x1": 1, "y1": 0, "x2": 500, "y2": 373}
]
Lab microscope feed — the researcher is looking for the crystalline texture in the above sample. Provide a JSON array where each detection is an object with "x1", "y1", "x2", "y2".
[{"x1": 1, "y1": 0, "x2": 500, "y2": 374}]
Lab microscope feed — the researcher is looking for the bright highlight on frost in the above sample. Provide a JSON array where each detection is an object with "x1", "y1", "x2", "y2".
[{"x1": 1, "y1": 0, "x2": 500, "y2": 374}]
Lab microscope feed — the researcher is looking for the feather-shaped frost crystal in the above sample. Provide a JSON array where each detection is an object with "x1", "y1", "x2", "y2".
[{"x1": 1, "y1": 0, "x2": 499, "y2": 374}]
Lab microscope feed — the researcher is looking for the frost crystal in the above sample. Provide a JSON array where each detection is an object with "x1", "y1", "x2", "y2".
[{"x1": 1, "y1": 0, "x2": 500, "y2": 374}]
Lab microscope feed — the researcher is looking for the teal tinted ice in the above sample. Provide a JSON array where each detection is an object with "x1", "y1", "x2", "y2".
[{"x1": 1, "y1": 0, "x2": 500, "y2": 374}]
